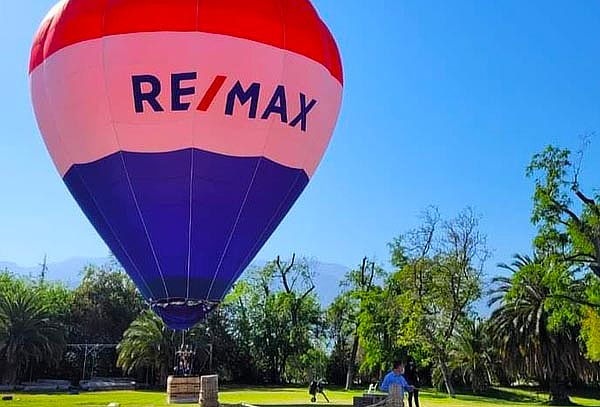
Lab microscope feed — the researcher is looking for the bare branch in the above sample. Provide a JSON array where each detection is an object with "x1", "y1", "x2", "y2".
[
  {"x1": 276, "y1": 255, "x2": 292, "y2": 293},
  {"x1": 562, "y1": 253, "x2": 597, "y2": 263},
  {"x1": 299, "y1": 286, "x2": 315, "y2": 302},
  {"x1": 550, "y1": 197, "x2": 583, "y2": 228}
]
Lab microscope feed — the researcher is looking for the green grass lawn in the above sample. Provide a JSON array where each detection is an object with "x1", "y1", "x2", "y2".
[{"x1": 1, "y1": 386, "x2": 599, "y2": 407}]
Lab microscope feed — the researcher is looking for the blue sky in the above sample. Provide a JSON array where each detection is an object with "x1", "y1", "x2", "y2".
[{"x1": 1, "y1": 0, "x2": 599, "y2": 285}]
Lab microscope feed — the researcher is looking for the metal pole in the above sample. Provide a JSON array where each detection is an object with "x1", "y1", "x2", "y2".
[
  {"x1": 208, "y1": 344, "x2": 213, "y2": 373},
  {"x1": 82, "y1": 344, "x2": 88, "y2": 381}
]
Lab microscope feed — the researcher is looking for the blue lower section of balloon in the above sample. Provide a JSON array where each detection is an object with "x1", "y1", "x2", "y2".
[
  {"x1": 152, "y1": 302, "x2": 216, "y2": 331},
  {"x1": 63, "y1": 148, "x2": 309, "y2": 330}
]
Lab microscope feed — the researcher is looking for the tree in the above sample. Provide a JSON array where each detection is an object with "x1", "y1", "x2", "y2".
[
  {"x1": 0, "y1": 288, "x2": 66, "y2": 384},
  {"x1": 582, "y1": 306, "x2": 600, "y2": 361},
  {"x1": 265, "y1": 255, "x2": 322, "y2": 383},
  {"x1": 343, "y1": 258, "x2": 384, "y2": 389},
  {"x1": 489, "y1": 254, "x2": 598, "y2": 405},
  {"x1": 325, "y1": 292, "x2": 356, "y2": 385},
  {"x1": 117, "y1": 310, "x2": 178, "y2": 385},
  {"x1": 33, "y1": 281, "x2": 72, "y2": 324},
  {"x1": 326, "y1": 258, "x2": 384, "y2": 388},
  {"x1": 389, "y1": 207, "x2": 489, "y2": 397},
  {"x1": 449, "y1": 318, "x2": 493, "y2": 393},
  {"x1": 527, "y1": 144, "x2": 600, "y2": 283},
  {"x1": 70, "y1": 263, "x2": 144, "y2": 343},
  {"x1": 0, "y1": 271, "x2": 26, "y2": 299},
  {"x1": 527, "y1": 144, "x2": 600, "y2": 359},
  {"x1": 220, "y1": 281, "x2": 260, "y2": 382},
  {"x1": 223, "y1": 256, "x2": 322, "y2": 384},
  {"x1": 356, "y1": 281, "x2": 409, "y2": 379},
  {"x1": 580, "y1": 278, "x2": 600, "y2": 361}
]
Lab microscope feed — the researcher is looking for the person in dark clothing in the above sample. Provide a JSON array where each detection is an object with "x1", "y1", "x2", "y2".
[
  {"x1": 309, "y1": 378, "x2": 330, "y2": 403},
  {"x1": 404, "y1": 359, "x2": 420, "y2": 407}
]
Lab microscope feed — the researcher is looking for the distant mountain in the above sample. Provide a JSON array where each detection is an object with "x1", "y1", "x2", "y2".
[
  {"x1": 0, "y1": 257, "x2": 350, "y2": 305},
  {"x1": 308, "y1": 261, "x2": 351, "y2": 304},
  {"x1": 0, "y1": 257, "x2": 110, "y2": 288}
]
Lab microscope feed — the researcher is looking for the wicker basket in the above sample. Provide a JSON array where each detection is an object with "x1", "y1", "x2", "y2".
[{"x1": 167, "y1": 376, "x2": 201, "y2": 404}]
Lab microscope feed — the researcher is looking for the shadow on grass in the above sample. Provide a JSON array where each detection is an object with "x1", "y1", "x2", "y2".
[
  {"x1": 221, "y1": 387, "x2": 309, "y2": 393},
  {"x1": 247, "y1": 404, "x2": 349, "y2": 407},
  {"x1": 466, "y1": 387, "x2": 543, "y2": 402},
  {"x1": 422, "y1": 386, "x2": 545, "y2": 403},
  {"x1": 424, "y1": 386, "x2": 600, "y2": 406}
]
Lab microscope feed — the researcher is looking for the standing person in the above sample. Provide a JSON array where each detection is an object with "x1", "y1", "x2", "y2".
[
  {"x1": 404, "y1": 359, "x2": 420, "y2": 407},
  {"x1": 380, "y1": 361, "x2": 414, "y2": 397}
]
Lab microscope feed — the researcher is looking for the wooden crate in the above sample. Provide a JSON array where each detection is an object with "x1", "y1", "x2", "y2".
[
  {"x1": 200, "y1": 375, "x2": 219, "y2": 407},
  {"x1": 167, "y1": 376, "x2": 201, "y2": 404}
]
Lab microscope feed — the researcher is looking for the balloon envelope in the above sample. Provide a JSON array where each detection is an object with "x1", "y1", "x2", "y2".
[{"x1": 30, "y1": 0, "x2": 343, "y2": 330}]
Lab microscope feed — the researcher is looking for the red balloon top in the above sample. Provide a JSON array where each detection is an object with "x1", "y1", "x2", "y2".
[{"x1": 29, "y1": 0, "x2": 343, "y2": 84}]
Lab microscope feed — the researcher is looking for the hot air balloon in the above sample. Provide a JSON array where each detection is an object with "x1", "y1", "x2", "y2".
[{"x1": 29, "y1": 0, "x2": 343, "y2": 330}]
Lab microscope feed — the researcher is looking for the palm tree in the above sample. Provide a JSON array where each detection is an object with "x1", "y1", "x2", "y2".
[
  {"x1": 488, "y1": 254, "x2": 597, "y2": 405},
  {"x1": 450, "y1": 318, "x2": 493, "y2": 393},
  {"x1": 117, "y1": 310, "x2": 178, "y2": 385},
  {"x1": 0, "y1": 289, "x2": 65, "y2": 384},
  {"x1": 117, "y1": 310, "x2": 211, "y2": 385}
]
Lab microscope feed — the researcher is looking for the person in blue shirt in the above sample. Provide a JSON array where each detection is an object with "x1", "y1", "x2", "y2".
[{"x1": 380, "y1": 361, "x2": 414, "y2": 394}]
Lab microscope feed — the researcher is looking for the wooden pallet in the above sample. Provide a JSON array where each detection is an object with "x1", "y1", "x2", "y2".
[{"x1": 167, "y1": 376, "x2": 201, "y2": 404}]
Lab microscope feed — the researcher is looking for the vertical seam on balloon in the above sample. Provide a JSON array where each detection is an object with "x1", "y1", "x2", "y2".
[
  {"x1": 213, "y1": 0, "x2": 291, "y2": 298},
  {"x1": 185, "y1": 0, "x2": 201, "y2": 301},
  {"x1": 204, "y1": 157, "x2": 262, "y2": 300},
  {"x1": 223, "y1": 171, "x2": 308, "y2": 296},
  {"x1": 186, "y1": 147, "x2": 195, "y2": 301},
  {"x1": 100, "y1": 0, "x2": 171, "y2": 300},
  {"x1": 34, "y1": 20, "x2": 154, "y2": 300}
]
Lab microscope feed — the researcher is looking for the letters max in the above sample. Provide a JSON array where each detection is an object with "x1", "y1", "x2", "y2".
[{"x1": 132, "y1": 73, "x2": 318, "y2": 132}]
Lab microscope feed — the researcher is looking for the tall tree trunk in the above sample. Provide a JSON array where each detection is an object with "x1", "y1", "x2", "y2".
[
  {"x1": 549, "y1": 381, "x2": 572, "y2": 406},
  {"x1": 438, "y1": 358, "x2": 455, "y2": 398},
  {"x1": 271, "y1": 356, "x2": 279, "y2": 384},
  {"x1": 345, "y1": 331, "x2": 360, "y2": 390},
  {"x1": 280, "y1": 355, "x2": 288, "y2": 384},
  {"x1": 159, "y1": 364, "x2": 168, "y2": 389},
  {"x1": 3, "y1": 364, "x2": 18, "y2": 385}
]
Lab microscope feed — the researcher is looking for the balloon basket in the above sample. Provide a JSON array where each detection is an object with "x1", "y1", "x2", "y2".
[{"x1": 167, "y1": 376, "x2": 200, "y2": 404}]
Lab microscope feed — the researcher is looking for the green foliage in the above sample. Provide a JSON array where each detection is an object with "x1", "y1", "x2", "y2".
[
  {"x1": 527, "y1": 146, "x2": 572, "y2": 230},
  {"x1": 581, "y1": 308, "x2": 600, "y2": 361},
  {"x1": 70, "y1": 263, "x2": 144, "y2": 343},
  {"x1": 496, "y1": 254, "x2": 581, "y2": 331},
  {"x1": 286, "y1": 347, "x2": 328, "y2": 383},
  {"x1": 326, "y1": 258, "x2": 386, "y2": 387},
  {"x1": 356, "y1": 283, "x2": 411, "y2": 375},
  {"x1": 221, "y1": 256, "x2": 322, "y2": 384},
  {"x1": 449, "y1": 318, "x2": 493, "y2": 393},
  {"x1": 525, "y1": 144, "x2": 600, "y2": 365},
  {"x1": 0, "y1": 287, "x2": 66, "y2": 384},
  {"x1": 489, "y1": 255, "x2": 599, "y2": 404},
  {"x1": 326, "y1": 292, "x2": 357, "y2": 352},
  {"x1": 0, "y1": 270, "x2": 27, "y2": 298},
  {"x1": 117, "y1": 310, "x2": 177, "y2": 384},
  {"x1": 527, "y1": 144, "x2": 600, "y2": 278},
  {"x1": 34, "y1": 281, "x2": 73, "y2": 322},
  {"x1": 387, "y1": 207, "x2": 488, "y2": 396}
]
